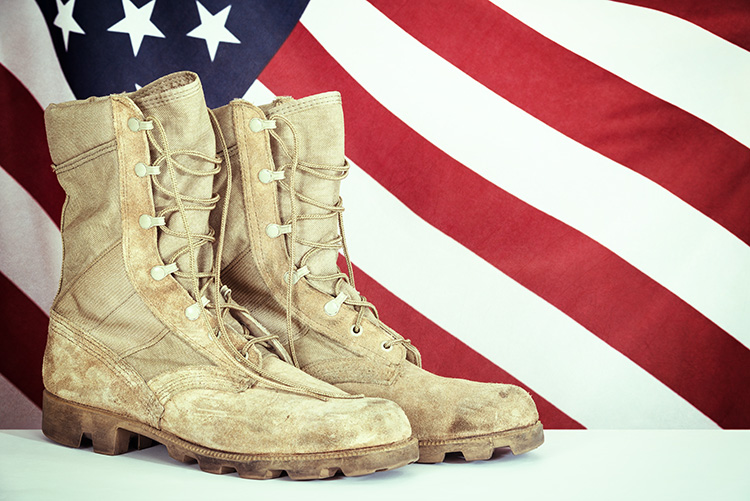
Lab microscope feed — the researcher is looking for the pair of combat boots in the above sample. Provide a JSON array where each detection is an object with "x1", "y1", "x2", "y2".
[{"x1": 41, "y1": 71, "x2": 543, "y2": 479}]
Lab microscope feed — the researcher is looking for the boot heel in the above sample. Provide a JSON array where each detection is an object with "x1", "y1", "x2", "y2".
[{"x1": 42, "y1": 390, "x2": 153, "y2": 455}]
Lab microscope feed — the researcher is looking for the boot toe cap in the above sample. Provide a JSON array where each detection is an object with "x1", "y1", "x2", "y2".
[
  {"x1": 161, "y1": 387, "x2": 412, "y2": 455},
  {"x1": 458, "y1": 383, "x2": 540, "y2": 433},
  {"x1": 341, "y1": 364, "x2": 541, "y2": 442}
]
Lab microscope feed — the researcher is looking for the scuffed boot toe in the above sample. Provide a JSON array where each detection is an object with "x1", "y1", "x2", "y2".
[
  {"x1": 418, "y1": 380, "x2": 544, "y2": 463},
  {"x1": 339, "y1": 364, "x2": 544, "y2": 463},
  {"x1": 487, "y1": 383, "x2": 540, "y2": 431},
  {"x1": 158, "y1": 382, "x2": 417, "y2": 478}
]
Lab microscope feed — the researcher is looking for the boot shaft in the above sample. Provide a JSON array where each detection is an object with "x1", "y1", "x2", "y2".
[
  {"x1": 46, "y1": 72, "x2": 217, "y2": 304},
  {"x1": 43, "y1": 72, "x2": 275, "y2": 393},
  {"x1": 215, "y1": 97, "x2": 416, "y2": 366},
  {"x1": 130, "y1": 73, "x2": 218, "y2": 296},
  {"x1": 43, "y1": 72, "x2": 226, "y2": 423},
  {"x1": 262, "y1": 93, "x2": 347, "y2": 297}
]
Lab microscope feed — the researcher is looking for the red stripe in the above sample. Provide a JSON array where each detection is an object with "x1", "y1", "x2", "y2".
[
  {"x1": 368, "y1": 0, "x2": 750, "y2": 246},
  {"x1": 0, "y1": 63, "x2": 64, "y2": 226},
  {"x1": 260, "y1": 25, "x2": 750, "y2": 428},
  {"x1": 616, "y1": 0, "x2": 750, "y2": 51},
  {"x1": 338, "y1": 257, "x2": 584, "y2": 429},
  {"x1": 0, "y1": 273, "x2": 48, "y2": 408}
]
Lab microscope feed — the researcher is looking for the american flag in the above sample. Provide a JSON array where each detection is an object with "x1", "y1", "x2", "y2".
[{"x1": 1, "y1": 0, "x2": 748, "y2": 430}]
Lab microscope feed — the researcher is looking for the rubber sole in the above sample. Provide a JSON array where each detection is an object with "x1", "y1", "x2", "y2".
[
  {"x1": 42, "y1": 390, "x2": 419, "y2": 479},
  {"x1": 417, "y1": 421, "x2": 544, "y2": 463}
]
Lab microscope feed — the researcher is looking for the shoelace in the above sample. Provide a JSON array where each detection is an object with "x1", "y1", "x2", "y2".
[
  {"x1": 267, "y1": 115, "x2": 413, "y2": 367},
  {"x1": 144, "y1": 115, "x2": 221, "y2": 302},
  {"x1": 141, "y1": 111, "x2": 352, "y2": 400}
]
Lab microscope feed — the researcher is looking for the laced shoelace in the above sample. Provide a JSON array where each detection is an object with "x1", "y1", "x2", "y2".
[
  {"x1": 267, "y1": 115, "x2": 413, "y2": 367},
  {"x1": 141, "y1": 111, "x2": 353, "y2": 400},
  {"x1": 145, "y1": 116, "x2": 221, "y2": 302}
]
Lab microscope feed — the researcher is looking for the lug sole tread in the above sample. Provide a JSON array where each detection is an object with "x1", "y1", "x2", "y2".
[{"x1": 417, "y1": 421, "x2": 544, "y2": 463}]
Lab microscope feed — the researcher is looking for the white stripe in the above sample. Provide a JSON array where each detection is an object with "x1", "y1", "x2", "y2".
[
  {"x1": 251, "y1": 79, "x2": 716, "y2": 429},
  {"x1": 242, "y1": 80, "x2": 275, "y2": 104},
  {"x1": 493, "y1": 0, "x2": 750, "y2": 149},
  {"x1": 0, "y1": 0, "x2": 75, "y2": 108},
  {"x1": 300, "y1": 0, "x2": 750, "y2": 351},
  {"x1": 0, "y1": 165, "x2": 61, "y2": 314}
]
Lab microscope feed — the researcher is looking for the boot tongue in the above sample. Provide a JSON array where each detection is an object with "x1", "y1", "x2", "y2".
[
  {"x1": 131, "y1": 72, "x2": 215, "y2": 296},
  {"x1": 262, "y1": 92, "x2": 353, "y2": 298}
]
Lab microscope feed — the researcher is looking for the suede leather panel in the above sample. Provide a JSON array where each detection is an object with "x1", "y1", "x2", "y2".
[
  {"x1": 335, "y1": 363, "x2": 539, "y2": 442},
  {"x1": 293, "y1": 322, "x2": 361, "y2": 359},
  {"x1": 210, "y1": 104, "x2": 299, "y2": 343},
  {"x1": 44, "y1": 312, "x2": 163, "y2": 427},
  {"x1": 302, "y1": 357, "x2": 399, "y2": 386},
  {"x1": 260, "y1": 356, "x2": 351, "y2": 397},
  {"x1": 222, "y1": 101, "x2": 406, "y2": 366},
  {"x1": 113, "y1": 95, "x2": 212, "y2": 344},
  {"x1": 147, "y1": 365, "x2": 253, "y2": 406},
  {"x1": 161, "y1": 387, "x2": 411, "y2": 454}
]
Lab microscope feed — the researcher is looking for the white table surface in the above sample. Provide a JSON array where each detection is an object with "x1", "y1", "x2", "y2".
[{"x1": 1, "y1": 430, "x2": 748, "y2": 500}]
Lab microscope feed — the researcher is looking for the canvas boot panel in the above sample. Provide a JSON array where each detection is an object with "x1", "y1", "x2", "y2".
[
  {"x1": 41, "y1": 72, "x2": 417, "y2": 478},
  {"x1": 218, "y1": 94, "x2": 544, "y2": 463}
]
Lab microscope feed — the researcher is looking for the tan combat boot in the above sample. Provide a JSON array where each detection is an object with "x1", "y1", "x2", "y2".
[
  {"x1": 42, "y1": 72, "x2": 417, "y2": 479},
  {"x1": 215, "y1": 92, "x2": 544, "y2": 463}
]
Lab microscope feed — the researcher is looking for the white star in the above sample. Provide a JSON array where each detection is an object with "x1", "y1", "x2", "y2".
[
  {"x1": 187, "y1": 1, "x2": 240, "y2": 62},
  {"x1": 108, "y1": 0, "x2": 165, "y2": 57},
  {"x1": 53, "y1": 0, "x2": 85, "y2": 51}
]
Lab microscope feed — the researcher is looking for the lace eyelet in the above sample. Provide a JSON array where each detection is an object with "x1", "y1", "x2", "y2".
[
  {"x1": 324, "y1": 292, "x2": 348, "y2": 316},
  {"x1": 266, "y1": 223, "x2": 291, "y2": 238},
  {"x1": 128, "y1": 117, "x2": 153, "y2": 132},
  {"x1": 150, "y1": 263, "x2": 178, "y2": 281},
  {"x1": 284, "y1": 265, "x2": 310, "y2": 285},
  {"x1": 139, "y1": 214, "x2": 165, "y2": 229},
  {"x1": 249, "y1": 118, "x2": 277, "y2": 132},
  {"x1": 350, "y1": 325, "x2": 363, "y2": 337},
  {"x1": 134, "y1": 162, "x2": 160, "y2": 177},
  {"x1": 380, "y1": 340, "x2": 393, "y2": 352},
  {"x1": 184, "y1": 296, "x2": 209, "y2": 320},
  {"x1": 258, "y1": 169, "x2": 285, "y2": 184},
  {"x1": 185, "y1": 303, "x2": 201, "y2": 321}
]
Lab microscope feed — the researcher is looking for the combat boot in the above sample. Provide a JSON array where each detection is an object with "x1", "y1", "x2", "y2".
[
  {"x1": 42, "y1": 73, "x2": 417, "y2": 479},
  {"x1": 215, "y1": 92, "x2": 544, "y2": 463}
]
